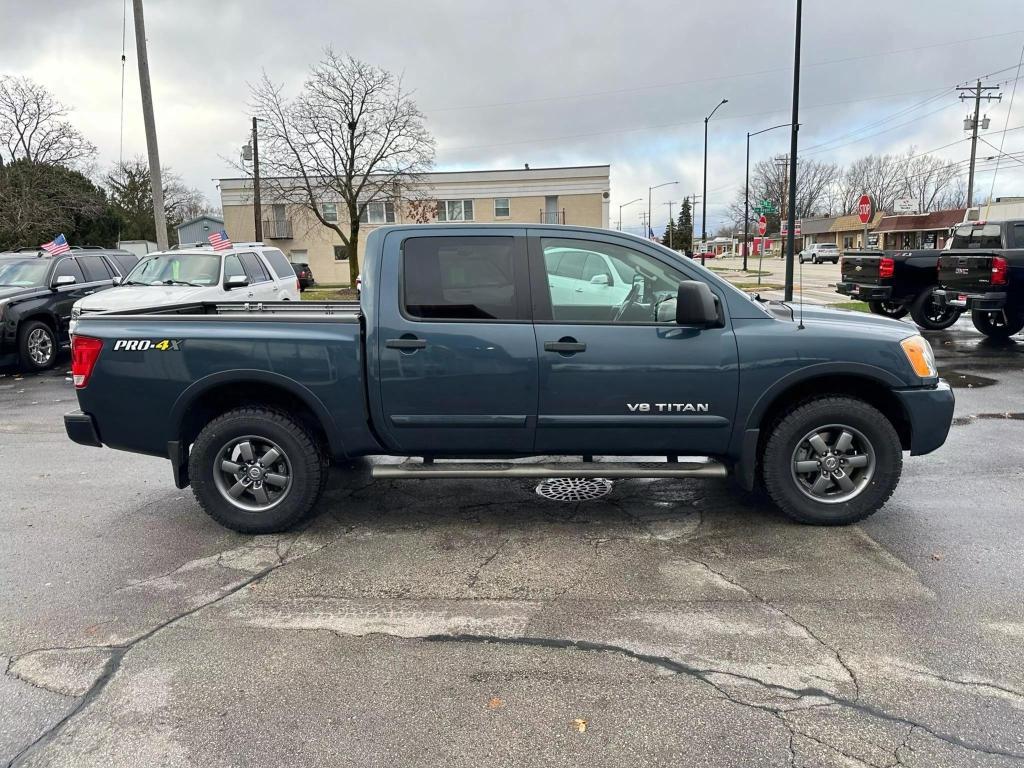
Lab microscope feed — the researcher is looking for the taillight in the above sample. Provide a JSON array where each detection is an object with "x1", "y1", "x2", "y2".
[
  {"x1": 879, "y1": 257, "x2": 894, "y2": 278},
  {"x1": 991, "y1": 256, "x2": 1008, "y2": 286},
  {"x1": 71, "y1": 336, "x2": 103, "y2": 389},
  {"x1": 295, "y1": 278, "x2": 301, "y2": 291}
]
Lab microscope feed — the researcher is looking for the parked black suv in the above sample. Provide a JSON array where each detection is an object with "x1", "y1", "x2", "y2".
[
  {"x1": 291, "y1": 261, "x2": 315, "y2": 291},
  {"x1": 0, "y1": 248, "x2": 138, "y2": 371}
]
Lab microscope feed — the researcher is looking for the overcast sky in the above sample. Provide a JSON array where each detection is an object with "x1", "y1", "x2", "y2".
[{"x1": 4, "y1": 0, "x2": 1024, "y2": 235}]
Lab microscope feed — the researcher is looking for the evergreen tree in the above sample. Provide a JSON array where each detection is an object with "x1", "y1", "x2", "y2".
[
  {"x1": 676, "y1": 198, "x2": 694, "y2": 253},
  {"x1": 661, "y1": 218, "x2": 677, "y2": 248}
]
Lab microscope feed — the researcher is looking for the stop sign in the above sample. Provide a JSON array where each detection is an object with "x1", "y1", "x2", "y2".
[
  {"x1": 858, "y1": 194, "x2": 873, "y2": 224},
  {"x1": 757, "y1": 214, "x2": 767, "y2": 236}
]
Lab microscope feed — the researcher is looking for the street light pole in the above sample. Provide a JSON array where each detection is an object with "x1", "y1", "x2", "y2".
[
  {"x1": 702, "y1": 98, "x2": 728, "y2": 266},
  {"x1": 618, "y1": 198, "x2": 642, "y2": 231},
  {"x1": 784, "y1": 0, "x2": 802, "y2": 302},
  {"x1": 647, "y1": 182, "x2": 678, "y2": 241},
  {"x1": 663, "y1": 201, "x2": 676, "y2": 249},
  {"x1": 743, "y1": 122, "x2": 792, "y2": 271}
]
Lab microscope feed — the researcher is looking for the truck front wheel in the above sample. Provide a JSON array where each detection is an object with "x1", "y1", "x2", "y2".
[
  {"x1": 762, "y1": 397, "x2": 902, "y2": 525},
  {"x1": 909, "y1": 287, "x2": 960, "y2": 331},
  {"x1": 188, "y1": 407, "x2": 327, "y2": 533},
  {"x1": 867, "y1": 301, "x2": 908, "y2": 319},
  {"x1": 971, "y1": 310, "x2": 1024, "y2": 339}
]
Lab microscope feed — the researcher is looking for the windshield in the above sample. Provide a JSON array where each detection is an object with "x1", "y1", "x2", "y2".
[
  {"x1": 0, "y1": 259, "x2": 49, "y2": 287},
  {"x1": 124, "y1": 253, "x2": 221, "y2": 286}
]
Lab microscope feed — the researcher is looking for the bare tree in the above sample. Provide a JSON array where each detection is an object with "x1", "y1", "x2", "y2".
[
  {"x1": 728, "y1": 157, "x2": 839, "y2": 233},
  {"x1": 105, "y1": 158, "x2": 209, "y2": 243},
  {"x1": 0, "y1": 76, "x2": 96, "y2": 167},
  {"x1": 901, "y1": 149, "x2": 961, "y2": 213},
  {"x1": 836, "y1": 154, "x2": 906, "y2": 215},
  {"x1": 250, "y1": 50, "x2": 435, "y2": 283}
]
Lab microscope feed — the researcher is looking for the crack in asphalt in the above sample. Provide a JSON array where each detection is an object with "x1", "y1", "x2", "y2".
[
  {"x1": 418, "y1": 633, "x2": 1024, "y2": 761},
  {"x1": 2, "y1": 527, "x2": 340, "y2": 768},
  {"x1": 686, "y1": 555, "x2": 862, "y2": 701}
]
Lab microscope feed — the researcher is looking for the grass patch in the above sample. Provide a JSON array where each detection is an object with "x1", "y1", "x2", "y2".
[
  {"x1": 301, "y1": 287, "x2": 358, "y2": 301},
  {"x1": 732, "y1": 282, "x2": 784, "y2": 292},
  {"x1": 830, "y1": 301, "x2": 870, "y2": 313}
]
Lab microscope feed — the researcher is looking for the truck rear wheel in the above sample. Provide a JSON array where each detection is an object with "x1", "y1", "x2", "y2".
[
  {"x1": 762, "y1": 396, "x2": 902, "y2": 525},
  {"x1": 188, "y1": 407, "x2": 326, "y2": 534},
  {"x1": 867, "y1": 301, "x2": 908, "y2": 319},
  {"x1": 909, "y1": 287, "x2": 960, "y2": 331},
  {"x1": 971, "y1": 310, "x2": 1024, "y2": 339}
]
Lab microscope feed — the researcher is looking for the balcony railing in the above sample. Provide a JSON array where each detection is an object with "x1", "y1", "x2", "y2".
[
  {"x1": 539, "y1": 209, "x2": 566, "y2": 224},
  {"x1": 262, "y1": 219, "x2": 293, "y2": 239}
]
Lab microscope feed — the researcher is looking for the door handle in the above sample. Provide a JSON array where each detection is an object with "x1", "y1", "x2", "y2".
[
  {"x1": 544, "y1": 340, "x2": 586, "y2": 354},
  {"x1": 386, "y1": 338, "x2": 427, "y2": 350}
]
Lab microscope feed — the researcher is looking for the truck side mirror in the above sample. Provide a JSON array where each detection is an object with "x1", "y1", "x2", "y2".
[
  {"x1": 225, "y1": 274, "x2": 249, "y2": 290},
  {"x1": 111, "y1": 275, "x2": 122, "y2": 286},
  {"x1": 590, "y1": 273, "x2": 610, "y2": 286},
  {"x1": 52, "y1": 275, "x2": 77, "y2": 289},
  {"x1": 675, "y1": 281, "x2": 720, "y2": 327}
]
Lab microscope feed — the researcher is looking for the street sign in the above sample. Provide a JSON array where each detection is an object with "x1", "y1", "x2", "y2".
[
  {"x1": 757, "y1": 215, "x2": 767, "y2": 237},
  {"x1": 753, "y1": 200, "x2": 778, "y2": 215},
  {"x1": 858, "y1": 194, "x2": 873, "y2": 224}
]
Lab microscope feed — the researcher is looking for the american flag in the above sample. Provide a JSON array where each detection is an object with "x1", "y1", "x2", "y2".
[
  {"x1": 208, "y1": 230, "x2": 232, "y2": 251},
  {"x1": 41, "y1": 234, "x2": 71, "y2": 256}
]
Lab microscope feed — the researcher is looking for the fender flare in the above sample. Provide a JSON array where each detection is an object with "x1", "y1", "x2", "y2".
[
  {"x1": 169, "y1": 369, "x2": 347, "y2": 458},
  {"x1": 732, "y1": 362, "x2": 908, "y2": 491}
]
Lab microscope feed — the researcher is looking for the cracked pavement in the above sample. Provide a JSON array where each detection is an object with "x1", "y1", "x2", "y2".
[{"x1": 2, "y1": 319, "x2": 1023, "y2": 767}]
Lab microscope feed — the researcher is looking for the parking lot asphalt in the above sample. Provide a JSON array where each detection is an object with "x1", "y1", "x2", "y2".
[{"x1": 2, "y1": 317, "x2": 1023, "y2": 767}]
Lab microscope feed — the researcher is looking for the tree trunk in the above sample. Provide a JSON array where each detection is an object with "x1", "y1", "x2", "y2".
[{"x1": 347, "y1": 215, "x2": 360, "y2": 287}]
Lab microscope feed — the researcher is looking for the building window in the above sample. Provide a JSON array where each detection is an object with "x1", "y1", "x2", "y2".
[
  {"x1": 494, "y1": 198, "x2": 510, "y2": 217},
  {"x1": 437, "y1": 199, "x2": 474, "y2": 222},
  {"x1": 359, "y1": 201, "x2": 396, "y2": 224},
  {"x1": 334, "y1": 244, "x2": 350, "y2": 261},
  {"x1": 843, "y1": 235, "x2": 854, "y2": 249},
  {"x1": 322, "y1": 202, "x2": 338, "y2": 223}
]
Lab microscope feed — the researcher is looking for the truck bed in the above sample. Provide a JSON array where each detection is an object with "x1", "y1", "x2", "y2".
[{"x1": 104, "y1": 300, "x2": 363, "y2": 320}]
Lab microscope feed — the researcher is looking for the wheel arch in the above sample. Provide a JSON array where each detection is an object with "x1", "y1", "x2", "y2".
[
  {"x1": 171, "y1": 370, "x2": 346, "y2": 462},
  {"x1": 733, "y1": 364, "x2": 912, "y2": 491}
]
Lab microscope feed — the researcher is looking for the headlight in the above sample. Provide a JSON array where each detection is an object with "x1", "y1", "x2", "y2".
[{"x1": 900, "y1": 335, "x2": 937, "y2": 378}]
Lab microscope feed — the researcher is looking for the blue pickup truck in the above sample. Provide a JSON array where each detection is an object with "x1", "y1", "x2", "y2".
[{"x1": 64, "y1": 224, "x2": 954, "y2": 533}]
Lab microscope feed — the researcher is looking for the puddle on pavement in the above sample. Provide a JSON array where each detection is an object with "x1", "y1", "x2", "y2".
[
  {"x1": 941, "y1": 369, "x2": 999, "y2": 389},
  {"x1": 953, "y1": 413, "x2": 1024, "y2": 426}
]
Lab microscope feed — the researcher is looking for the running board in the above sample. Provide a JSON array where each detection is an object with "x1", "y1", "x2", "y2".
[{"x1": 371, "y1": 461, "x2": 728, "y2": 480}]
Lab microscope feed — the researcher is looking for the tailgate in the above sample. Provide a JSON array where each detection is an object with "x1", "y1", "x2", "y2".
[
  {"x1": 938, "y1": 251, "x2": 997, "y2": 292},
  {"x1": 841, "y1": 252, "x2": 883, "y2": 285}
]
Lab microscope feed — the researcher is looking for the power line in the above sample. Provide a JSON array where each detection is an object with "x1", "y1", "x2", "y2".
[{"x1": 425, "y1": 29, "x2": 1024, "y2": 114}]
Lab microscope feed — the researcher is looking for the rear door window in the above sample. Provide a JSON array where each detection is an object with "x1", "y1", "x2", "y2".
[
  {"x1": 78, "y1": 255, "x2": 114, "y2": 282},
  {"x1": 238, "y1": 252, "x2": 271, "y2": 283},
  {"x1": 402, "y1": 236, "x2": 523, "y2": 321},
  {"x1": 52, "y1": 258, "x2": 86, "y2": 285},
  {"x1": 108, "y1": 253, "x2": 139, "y2": 275},
  {"x1": 260, "y1": 248, "x2": 295, "y2": 280}
]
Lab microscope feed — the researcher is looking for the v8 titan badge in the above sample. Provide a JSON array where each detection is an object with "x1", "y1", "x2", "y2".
[{"x1": 113, "y1": 339, "x2": 182, "y2": 351}]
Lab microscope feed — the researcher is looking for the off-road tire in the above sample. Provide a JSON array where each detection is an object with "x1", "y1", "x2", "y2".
[
  {"x1": 18, "y1": 319, "x2": 58, "y2": 371},
  {"x1": 909, "y1": 287, "x2": 960, "y2": 331},
  {"x1": 971, "y1": 310, "x2": 1024, "y2": 339},
  {"x1": 867, "y1": 301, "x2": 909, "y2": 319},
  {"x1": 189, "y1": 407, "x2": 327, "y2": 533},
  {"x1": 762, "y1": 396, "x2": 902, "y2": 525}
]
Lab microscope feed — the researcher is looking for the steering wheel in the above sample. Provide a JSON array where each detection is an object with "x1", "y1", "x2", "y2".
[{"x1": 612, "y1": 280, "x2": 642, "y2": 322}]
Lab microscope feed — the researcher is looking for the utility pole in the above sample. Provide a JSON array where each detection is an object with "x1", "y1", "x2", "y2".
[
  {"x1": 958, "y1": 79, "x2": 1002, "y2": 208},
  {"x1": 783, "y1": 0, "x2": 802, "y2": 302},
  {"x1": 131, "y1": 0, "x2": 168, "y2": 250},
  {"x1": 251, "y1": 117, "x2": 263, "y2": 242}
]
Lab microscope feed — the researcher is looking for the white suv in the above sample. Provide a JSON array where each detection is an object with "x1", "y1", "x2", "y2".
[
  {"x1": 71, "y1": 244, "x2": 299, "y2": 331},
  {"x1": 798, "y1": 243, "x2": 840, "y2": 264}
]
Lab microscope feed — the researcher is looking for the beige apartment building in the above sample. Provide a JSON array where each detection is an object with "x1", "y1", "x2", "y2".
[{"x1": 220, "y1": 165, "x2": 611, "y2": 284}]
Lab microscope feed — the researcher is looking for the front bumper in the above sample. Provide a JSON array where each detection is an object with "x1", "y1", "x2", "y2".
[
  {"x1": 933, "y1": 289, "x2": 1006, "y2": 312},
  {"x1": 836, "y1": 282, "x2": 892, "y2": 301},
  {"x1": 64, "y1": 410, "x2": 102, "y2": 447},
  {"x1": 893, "y1": 381, "x2": 955, "y2": 456}
]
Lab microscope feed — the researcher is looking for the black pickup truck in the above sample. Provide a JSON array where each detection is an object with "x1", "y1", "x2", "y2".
[
  {"x1": 934, "y1": 220, "x2": 1024, "y2": 338},
  {"x1": 836, "y1": 249, "x2": 961, "y2": 330}
]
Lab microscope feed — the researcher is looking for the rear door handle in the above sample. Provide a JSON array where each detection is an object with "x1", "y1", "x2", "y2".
[
  {"x1": 544, "y1": 340, "x2": 586, "y2": 353},
  {"x1": 386, "y1": 338, "x2": 427, "y2": 350}
]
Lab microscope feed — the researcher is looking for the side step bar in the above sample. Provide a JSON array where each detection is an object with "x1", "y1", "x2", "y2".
[{"x1": 371, "y1": 461, "x2": 728, "y2": 480}]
